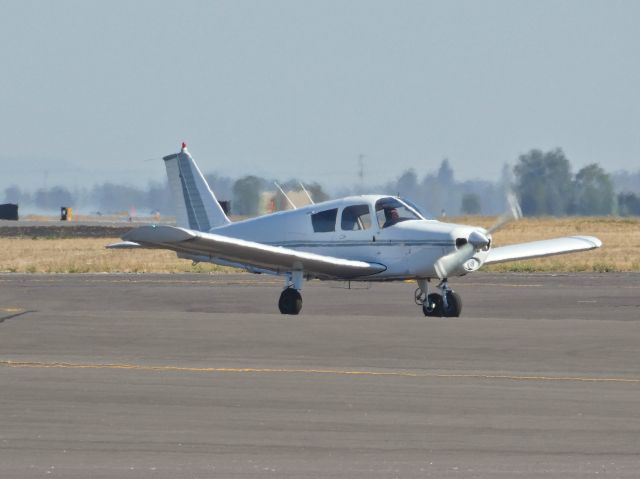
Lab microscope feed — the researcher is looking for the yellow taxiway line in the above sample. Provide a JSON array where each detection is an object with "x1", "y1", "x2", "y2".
[{"x1": 1, "y1": 360, "x2": 639, "y2": 384}]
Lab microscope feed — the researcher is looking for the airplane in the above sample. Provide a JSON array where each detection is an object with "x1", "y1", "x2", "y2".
[{"x1": 108, "y1": 143, "x2": 602, "y2": 317}]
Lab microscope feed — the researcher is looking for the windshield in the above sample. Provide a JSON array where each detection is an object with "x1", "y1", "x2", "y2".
[
  {"x1": 375, "y1": 197, "x2": 424, "y2": 228},
  {"x1": 399, "y1": 197, "x2": 432, "y2": 220}
]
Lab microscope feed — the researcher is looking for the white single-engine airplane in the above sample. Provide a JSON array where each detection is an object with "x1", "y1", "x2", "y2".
[{"x1": 109, "y1": 144, "x2": 602, "y2": 317}]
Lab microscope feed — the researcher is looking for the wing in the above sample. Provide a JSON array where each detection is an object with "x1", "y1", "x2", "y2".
[
  {"x1": 110, "y1": 225, "x2": 386, "y2": 279},
  {"x1": 484, "y1": 235, "x2": 602, "y2": 265}
]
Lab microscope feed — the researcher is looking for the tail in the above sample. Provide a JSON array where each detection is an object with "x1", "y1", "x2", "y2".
[{"x1": 163, "y1": 143, "x2": 230, "y2": 231}]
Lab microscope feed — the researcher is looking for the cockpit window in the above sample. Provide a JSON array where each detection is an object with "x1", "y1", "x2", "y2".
[
  {"x1": 375, "y1": 197, "x2": 422, "y2": 228},
  {"x1": 341, "y1": 204, "x2": 371, "y2": 231},
  {"x1": 400, "y1": 198, "x2": 431, "y2": 220},
  {"x1": 311, "y1": 208, "x2": 337, "y2": 232}
]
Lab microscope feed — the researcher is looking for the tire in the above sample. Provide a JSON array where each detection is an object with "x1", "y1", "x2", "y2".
[
  {"x1": 443, "y1": 290, "x2": 462, "y2": 317},
  {"x1": 278, "y1": 288, "x2": 302, "y2": 315},
  {"x1": 422, "y1": 293, "x2": 443, "y2": 317}
]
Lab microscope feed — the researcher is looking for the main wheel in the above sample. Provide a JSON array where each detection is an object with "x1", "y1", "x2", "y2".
[
  {"x1": 422, "y1": 293, "x2": 443, "y2": 317},
  {"x1": 442, "y1": 290, "x2": 462, "y2": 317},
  {"x1": 278, "y1": 288, "x2": 302, "y2": 315}
]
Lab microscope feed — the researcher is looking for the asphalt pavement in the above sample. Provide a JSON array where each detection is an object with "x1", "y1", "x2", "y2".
[{"x1": 1, "y1": 273, "x2": 639, "y2": 478}]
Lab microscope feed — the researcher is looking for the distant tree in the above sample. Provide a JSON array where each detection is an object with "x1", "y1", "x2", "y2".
[
  {"x1": 281, "y1": 179, "x2": 297, "y2": 190},
  {"x1": 415, "y1": 159, "x2": 456, "y2": 216},
  {"x1": 91, "y1": 183, "x2": 146, "y2": 213},
  {"x1": 232, "y1": 176, "x2": 263, "y2": 216},
  {"x1": 419, "y1": 172, "x2": 444, "y2": 216},
  {"x1": 461, "y1": 193, "x2": 482, "y2": 215},
  {"x1": 513, "y1": 148, "x2": 573, "y2": 216},
  {"x1": 611, "y1": 170, "x2": 640, "y2": 195},
  {"x1": 396, "y1": 169, "x2": 419, "y2": 200},
  {"x1": 204, "y1": 173, "x2": 234, "y2": 202},
  {"x1": 572, "y1": 164, "x2": 615, "y2": 215},
  {"x1": 34, "y1": 186, "x2": 74, "y2": 211},
  {"x1": 618, "y1": 192, "x2": 640, "y2": 216},
  {"x1": 437, "y1": 159, "x2": 454, "y2": 186},
  {"x1": 305, "y1": 182, "x2": 329, "y2": 203},
  {"x1": 146, "y1": 181, "x2": 173, "y2": 215},
  {"x1": 500, "y1": 163, "x2": 513, "y2": 190},
  {"x1": 3, "y1": 185, "x2": 31, "y2": 205}
]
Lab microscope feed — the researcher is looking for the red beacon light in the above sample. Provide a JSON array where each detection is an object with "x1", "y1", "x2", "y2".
[{"x1": 181, "y1": 142, "x2": 187, "y2": 151}]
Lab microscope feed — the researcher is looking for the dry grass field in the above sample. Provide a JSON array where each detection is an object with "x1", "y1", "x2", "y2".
[
  {"x1": 0, "y1": 238, "x2": 230, "y2": 274},
  {"x1": 0, "y1": 217, "x2": 638, "y2": 273},
  {"x1": 456, "y1": 216, "x2": 640, "y2": 273}
]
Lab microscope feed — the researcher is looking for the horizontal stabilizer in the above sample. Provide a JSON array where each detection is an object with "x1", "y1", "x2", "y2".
[
  {"x1": 122, "y1": 225, "x2": 386, "y2": 279},
  {"x1": 484, "y1": 236, "x2": 602, "y2": 265}
]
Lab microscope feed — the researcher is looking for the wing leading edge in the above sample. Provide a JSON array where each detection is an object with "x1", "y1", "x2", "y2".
[
  {"x1": 484, "y1": 235, "x2": 602, "y2": 265},
  {"x1": 116, "y1": 225, "x2": 386, "y2": 279}
]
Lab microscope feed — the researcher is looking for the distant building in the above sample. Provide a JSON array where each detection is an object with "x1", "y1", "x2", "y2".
[{"x1": 0, "y1": 203, "x2": 19, "y2": 221}]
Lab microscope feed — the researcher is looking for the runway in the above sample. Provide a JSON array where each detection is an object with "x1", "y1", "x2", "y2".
[{"x1": 1, "y1": 273, "x2": 639, "y2": 477}]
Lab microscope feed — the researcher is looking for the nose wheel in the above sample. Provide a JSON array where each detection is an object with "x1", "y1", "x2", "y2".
[
  {"x1": 422, "y1": 293, "x2": 443, "y2": 316},
  {"x1": 416, "y1": 279, "x2": 462, "y2": 317},
  {"x1": 423, "y1": 290, "x2": 462, "y2": 317}
]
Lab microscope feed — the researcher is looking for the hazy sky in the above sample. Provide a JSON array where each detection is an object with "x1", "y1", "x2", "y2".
[{"x1": 1, "y1": 0, "x2": 639, "y2": 191}]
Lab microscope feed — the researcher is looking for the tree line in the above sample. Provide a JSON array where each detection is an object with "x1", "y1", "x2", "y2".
[
  {"x1": 2, "y1": 148, "x2": 640, "y2": 217},
  {"x1": 512, "y1": 148, "x2": 640, "y2": 216},
  {"x1": 365, "y1": 148, "x2": 638, "y2": 216},
  {"x1": 1, "y1": 175, "x2": 329, "y2": 217}
]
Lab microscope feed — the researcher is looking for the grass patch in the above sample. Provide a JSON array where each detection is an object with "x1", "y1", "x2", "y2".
[
  {"x1": 0, "y1": 216, "x2": 638, "y2": 273},
  {"x1": 0, "y1": 237, "x2": 236, "y2": 274}
]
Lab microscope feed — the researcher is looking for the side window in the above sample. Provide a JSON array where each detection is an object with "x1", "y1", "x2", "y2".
[
  {"x1": 311, "y1": 208, "x2": 337, "y2": 232},
  {"x1": 341, "y1": 204, "x2": 372, "y2": 231}
]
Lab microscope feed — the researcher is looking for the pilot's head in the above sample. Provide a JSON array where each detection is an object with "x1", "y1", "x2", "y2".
[{"x1": 385, "y1": 207, "x2": 399, "y2": 224}]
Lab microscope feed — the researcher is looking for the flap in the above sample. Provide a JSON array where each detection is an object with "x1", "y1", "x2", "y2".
[{"x1": 122, "y1": 225, "x2": 386, "y2": 279}]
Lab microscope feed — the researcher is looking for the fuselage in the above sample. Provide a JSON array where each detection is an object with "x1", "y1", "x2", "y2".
[{"x1": 209, "y1": 195, "x2": 490, "y2": 280}]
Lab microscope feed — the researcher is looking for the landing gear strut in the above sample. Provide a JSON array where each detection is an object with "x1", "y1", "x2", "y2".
[
  {"x1": 415, "y1": 278, "x2": 462, "y2": 318},
  {"x1": 278, "y1": 271, "x2": 303, "y2": 315}
]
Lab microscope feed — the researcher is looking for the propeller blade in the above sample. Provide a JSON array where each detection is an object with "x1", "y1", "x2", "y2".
[
  {"x1": 434, "y1": 243, "x2": 475, "y2": 279},
  {"x1": 487, "y1": 191, "x2": 522, "y2": 234}
]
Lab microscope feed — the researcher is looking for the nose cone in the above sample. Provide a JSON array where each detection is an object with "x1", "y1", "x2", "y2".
[{"x1": 468, "y1": 230, "x2": 490, "y2": 250}]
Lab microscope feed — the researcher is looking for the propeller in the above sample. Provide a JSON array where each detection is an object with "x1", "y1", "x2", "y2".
[
  {"x1": 434, "y1": 192, "x2": 522, "y2": 279},
  {"x1": 485, "y1": 191, "x2": 523, "y2": 235}
]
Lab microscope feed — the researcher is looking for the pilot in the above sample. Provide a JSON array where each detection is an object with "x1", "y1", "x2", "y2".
[{"x1": 383, "y1": 207, "x2": 400, "y2": 228}]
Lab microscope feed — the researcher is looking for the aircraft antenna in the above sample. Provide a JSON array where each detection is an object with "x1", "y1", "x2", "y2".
[
  {"x1": 298, "y1": 181, "x2": 315, "y2": 204},
  {"x1": 358, "y1": 154, "x2": 365, "y2": 190},
  {"x1": 274, "y1": 181, "x2": 297, "y2": 209}
]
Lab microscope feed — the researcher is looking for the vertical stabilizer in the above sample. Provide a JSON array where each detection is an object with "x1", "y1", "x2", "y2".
[{"x1": 163, "y1": 143, "x2": 230, "y2": 231}]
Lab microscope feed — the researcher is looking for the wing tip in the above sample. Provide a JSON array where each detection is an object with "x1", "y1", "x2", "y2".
[
  {"x1": 122, "y1": 225, "x2": 196, "y2": 243},
  {"x1": 572, "y1": 236, "x2": 603, "y2": 249},
  {"x1": 106, "y1": 241, "x2": 141, "y2": 249}
]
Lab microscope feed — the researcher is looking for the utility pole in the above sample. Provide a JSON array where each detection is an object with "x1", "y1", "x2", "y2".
[{"x1": 358, "y1": 154, "x2": 365, "y2": 193}]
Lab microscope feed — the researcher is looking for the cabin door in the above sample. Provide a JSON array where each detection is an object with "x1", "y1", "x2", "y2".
[{"x1": 335, "y1": 204, "x2": 377, "y2": 257}]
